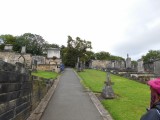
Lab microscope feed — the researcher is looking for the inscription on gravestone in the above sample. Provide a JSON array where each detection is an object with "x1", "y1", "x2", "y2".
[{"x1": 102, "y1": 71, "x2": 115, "y2": 99}]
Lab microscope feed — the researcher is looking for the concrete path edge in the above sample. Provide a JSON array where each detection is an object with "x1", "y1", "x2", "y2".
[
  {"x1": 27, "y1": 75, "x2": 61, "y2": 120},
  {"x1": 73, "y1": 70, "x2": 113, "y2": 120}
]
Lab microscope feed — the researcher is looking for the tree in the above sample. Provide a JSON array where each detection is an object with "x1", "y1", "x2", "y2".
[
  {"x1": 15, "y1": 33, "x2": 47, "y2": 55},
  {"x1": 61, "y1": 36, "x2": 92, "y2": 67},
  {"x1": 43, "y1": 43, "x2": 59, "y2": 49},
  {"x1": 0, "y1": 33, "x2": 61, "y2": 55},
  {"x1": 0, "y1": 34, "x2": 16, "y2": 51},
  {"x1": 0, "y1": 34, "x2": 16, "y2": 44},
  {"x1": 109, "y1": 55, "x2": 124, "y2": 61},
  {"x1": 142, "y1": 50, "x2": 160, "y2": 63},
  {"x1": 95, "y1": 51, "x2": 110, "y2": 60}
]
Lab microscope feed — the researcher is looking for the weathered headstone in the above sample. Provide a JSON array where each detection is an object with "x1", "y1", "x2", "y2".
[
  {"x1": 4, "y1": 44, "x2": 13, "y2": 51},
  {"x1": 137, "y1": 59, "x2": 144, "y2": 73},
  {"x1": 21, "y1": 46, "x2": 26, "y2": 53},
  {"x1": 102, "y1": 72, "x2": 115, "y2": 99},
  {"x1": 154, "y1": 59, "x2": 160, "y2": 75},
  {"x1": 126, "y1": 54, "x2": 131, "y2": 68}
]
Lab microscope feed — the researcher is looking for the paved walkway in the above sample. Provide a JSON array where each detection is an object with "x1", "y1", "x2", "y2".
[{"x1": 41, "y1": 68, "x2": 103, "y2": 120}]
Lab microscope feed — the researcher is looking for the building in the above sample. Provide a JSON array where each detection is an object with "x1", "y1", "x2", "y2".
[{"x1": 47, "y1": 48, "x2": 60, "y2": 59}]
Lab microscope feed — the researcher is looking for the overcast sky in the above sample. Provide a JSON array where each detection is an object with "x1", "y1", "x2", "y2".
[{"x1": 0, "y1": 0, "x2": 160, "y2": 60}]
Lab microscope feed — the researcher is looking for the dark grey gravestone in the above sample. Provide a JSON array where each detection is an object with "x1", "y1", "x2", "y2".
[{"x1": 102, "y1": 72, "x2": 115, "y2": 99}]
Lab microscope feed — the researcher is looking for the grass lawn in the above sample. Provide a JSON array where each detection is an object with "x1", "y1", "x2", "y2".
[
  {"x1": 78, "y1": 69, "x2": 150, "y2": 120},
  {"x1": 32, "y1": 70, "x2": 58, "y2": 79}
]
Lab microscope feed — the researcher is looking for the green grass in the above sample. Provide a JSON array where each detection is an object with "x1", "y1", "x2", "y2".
[
  {"x1": 78, "y1": 69, "x2": 150, "y2": 120},
  {"x1": 32, "y1": 70, "x2": 58, "y2": 79}
]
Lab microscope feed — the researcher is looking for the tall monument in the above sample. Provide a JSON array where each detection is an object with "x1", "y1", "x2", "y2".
[{"x1": 126, "y1": 54, "x2": 131, "y2": 68}]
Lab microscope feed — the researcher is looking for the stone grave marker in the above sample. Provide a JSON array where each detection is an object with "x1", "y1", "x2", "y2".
[
  {"x1": 137, "y1": 59, "x2": 144, "y2": 73},
  {"x1": 21, "y1": 46, "x2": 26, "y2": 53},
  {"x1": 4, "y1": 44, "x2": 13, "y2": 51},
  {"x1": 126, "y1": 54, "x2": 131, "y2": 68},
  {"x1": 102, "y1": 71, "x2": 115, "y2": 99}
]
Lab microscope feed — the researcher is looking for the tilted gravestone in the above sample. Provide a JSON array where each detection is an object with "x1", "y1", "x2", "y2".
[{"x1": 102, "y1": 72, "x2": 115, "y2": 99}]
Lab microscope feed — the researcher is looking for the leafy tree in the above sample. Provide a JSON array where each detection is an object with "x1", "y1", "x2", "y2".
[
  {"x1": 0, "y1": 34, "x2": 16, "y2": 50},
  {"x1": 142, "y1": 50, "x2": 160, "y2": 63},
  {"x1": 43, "y1": 43, "x2": 59, "y2": 49},
  {"x1": 94, "y1": 51, "x2": 124, "y2": 61},
  {"x1": 14, "y1": 33, "x2": 47, "y2": 55},
  {"x1": 0, "y1": 34, "x2": 16, "y2": 44},
  {"x1": 62, "y1": 36, "x2": 92, "y2": 67},
  {"x1": 95, "y1": 51, "x2": 110, "y2": 60},
  {"x1": 0, "y1": 33, "x2": 60, "y2": 55},
  {"x1": 13, "y1": 35, "x2": 29, "y2": 52},
  {"x1": 109, "y1": 55, "x2": 124, "y2": 61},
  {"x1": 0, "y1": 44, "x2": 4, "y2": 51},
  {"x1": 60, "y1": 45, "x2": 68, "y2": 63}
]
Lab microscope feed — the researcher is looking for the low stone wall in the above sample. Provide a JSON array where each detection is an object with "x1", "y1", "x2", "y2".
[
  {"x1": 0, "y1": 61, "x2": 32, "y2": 120},
  {"x1": 31, "y1": 76, "x2": 54, "y2": 110},
  {"x1": 37, "y1": 64, "x2": 60, "y2": 73},
  {"x1": 97, "y1": 68, "x2": 154, "y2": 84},
  {"x1": 0, "y1": 61, "x2": 54, "y2": 120},
  {"x1": 111, "y1": 71, "x2": 154, "y2": 84}
]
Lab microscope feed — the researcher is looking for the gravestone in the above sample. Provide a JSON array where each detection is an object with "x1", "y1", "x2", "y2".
[
  {"x1": 111, "y1": 61, "x2": 115, "y2": 68},
  {"x1": 126, "y1": 54, "x2": 131, "y2": 68},
  {"x1": 21, "y1": 46, "x2": 26, "y2": 53},
  {"x1": 89, "y1": 60, "x2": 92, "y2": 68},
  {"x1": 32, "y1": 59, "x2": 37, "y2": 71},
  {"x1": 137, "y1": 59, "x2": 144, "y2": 73},
  {"x1": 154, "y1": 59, "x2": 160, "y2": 75},
  {"x1": 102, "y1": 72, "x2": 115, "y2": 99},
  {"x1": 4, "y1": 44, "x2": 13, "y2": 51},
  {"x1": 76, "y1": 57, "x2": 81, "y2": 72}
]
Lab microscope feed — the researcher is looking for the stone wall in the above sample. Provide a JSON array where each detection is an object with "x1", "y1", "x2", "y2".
[
  {"x1": 37, "y1": 64, "x2": 60, "y2": 73},
  {"x1": 137, "y1": 59, "x2": 144, "y2": 73},
  {"x1": 0, "y1": 61, "x2": 54, "y2": 120},
  {"x1": 0, "y1": 61, "x2": 32, "y2": 120},
  {"x1": 91, "y1": 60, "x2": 111, "y2": 69},
  {"x1": 0, "y1": 52, "x2": 32, "y2": 68},
  {"x1": 32, "y1": 56, "x2": 46, "y2": 65},
  {"x1": 31, "y1": 76, "x2": 54, "y2": 111}
]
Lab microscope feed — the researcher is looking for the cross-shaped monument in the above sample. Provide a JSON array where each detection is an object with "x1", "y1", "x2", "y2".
[{"x1": 102, "y1": 71, "x2": 115, "y2": 99}]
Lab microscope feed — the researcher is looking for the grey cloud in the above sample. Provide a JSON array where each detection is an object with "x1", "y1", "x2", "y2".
[
  {"x1": 113, "y1": 26, "x2": 160, "y2": 60},
  {"x1": 112, "y1": 0, "x2": 160, "y2": 60}
]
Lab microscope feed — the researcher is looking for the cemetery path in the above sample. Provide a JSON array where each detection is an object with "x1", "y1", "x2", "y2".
[{"x1": 40, "y1": 68, "x2": 103, "y2": 120}]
